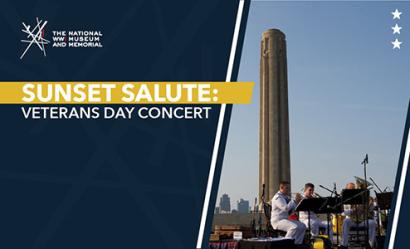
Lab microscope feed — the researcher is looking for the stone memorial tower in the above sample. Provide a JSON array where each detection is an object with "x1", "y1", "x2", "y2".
[{"x1": 259, "y1": 29, "x2": 291, "y2": 201}]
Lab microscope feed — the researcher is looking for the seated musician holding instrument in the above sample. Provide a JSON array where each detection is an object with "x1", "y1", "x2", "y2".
[
  {"x1": 340, "y1": 182, "x2": 377, "y2": 249},
  {"x1": 271, "y1": 181, "x2": 306, "y2": 245},
  {"x1": 299, "y1": 183, "x2": 334, "y2": 242}
]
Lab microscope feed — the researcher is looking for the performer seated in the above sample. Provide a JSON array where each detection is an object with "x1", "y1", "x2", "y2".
[
  {"x1": 340, "y1": 182, "x2": 377, "y2": 249},
  {"x1": 271, "y1": 181, "x2": 306, "y2": 244},
  {"x1": 299, "y1": 183, "x2": 333, "y2": 242}
]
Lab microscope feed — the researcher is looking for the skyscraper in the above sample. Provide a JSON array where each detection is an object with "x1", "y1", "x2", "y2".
[
  {"x1": 237, "y1": 199, "x2": 250, "y2": 214},
  {"x1": 219, "y1": 194, "x2": 231, "y2": 213}
]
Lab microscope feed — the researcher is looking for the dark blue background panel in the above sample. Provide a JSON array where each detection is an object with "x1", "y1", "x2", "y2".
[{"x1": 0, "y1": 1, "x2": 246, "y2": 248}]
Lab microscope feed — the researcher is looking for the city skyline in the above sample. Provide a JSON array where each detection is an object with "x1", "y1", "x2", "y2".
[{"x1": 215, "y1": 193, "x2": 252, "y2": 214}]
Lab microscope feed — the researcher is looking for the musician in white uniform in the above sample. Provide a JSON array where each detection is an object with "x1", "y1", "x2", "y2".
[
  {"x1": 298, "y1": 183, "x2": 334, "y2": 242},
  {"x1": 340, "y1": 182, "x2": 377, "y2": 249},
  {"x1": 271, "y1": 181, "x2": 306, "y2": 245}
]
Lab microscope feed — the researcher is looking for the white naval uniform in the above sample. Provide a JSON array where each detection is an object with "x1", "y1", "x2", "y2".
[
  {"x1": 341, "y1": 204, "x2": 377, "y2": 248},
  {"x1": 271, "y1": 191, "x2": 306, "y2": 244},
  {"x1": 298, "y1": 198, "x2": 334, "y2": 242}
]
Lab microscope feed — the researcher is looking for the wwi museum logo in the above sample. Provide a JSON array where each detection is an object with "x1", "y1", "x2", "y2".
[
  {"x1": 20, "y1": 17, "x2": 103, "y2": 59},
  {"x1": 20, "y1": 18, "x2": 50, "y2": 59}
]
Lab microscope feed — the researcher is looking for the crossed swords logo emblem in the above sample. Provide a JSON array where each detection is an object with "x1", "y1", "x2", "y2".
[{"x1": 20, "y1": 18, "x2": 50, "y2": 59}]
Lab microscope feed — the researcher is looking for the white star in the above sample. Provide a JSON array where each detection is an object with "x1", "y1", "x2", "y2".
[
  {"x1": 392, "y1": 38, "x2": 402, "y2": 49},
  {"x1": 392, "y1": 24, "x2": 403, "y2": 34},
  {"x1": 392, "y1": 9, "x2": 402, "y2": 19}
]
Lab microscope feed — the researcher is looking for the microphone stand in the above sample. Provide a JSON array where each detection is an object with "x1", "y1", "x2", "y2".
[
  {"x1": 319, "y1": 184, "x2": 334, "y2": 195},
  {"x1": 333, "y1": 183, "x2": 340, "y2": 246},
  {"x1": 370, "y1": 177, "x2": 383, "y2": 237},
  {"x1": 369, "y1": 177, "x2": 383, "y2": 193},
  {"x1": 251, "y1": 197, "x2": 257, "y2": 237},
  {"x1": 257, "y1": 206, "x2": 262, "y2": 237},
  {"x1": 373, "y1": 190, "x2": 382, "y2": 237},
  {"x1": 319, "y1": 184, "x2": 340, "y2": 246},
  {"x1": 259, "y1": 184, "x2": 265, "y2": 237},
  {"x1": 319, "y1": 184, "x2": 340, "y2": 196},
  {"x1": 362, "y1": 154, "x2": 370, "y2": 248},
  {"x1": 318, "y1": 197, "x2": 332, "y2": 244}
]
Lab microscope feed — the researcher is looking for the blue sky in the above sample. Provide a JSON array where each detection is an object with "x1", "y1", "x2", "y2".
[{"x1": 217, "y1": 1, "x2": 410, "y2": 209}]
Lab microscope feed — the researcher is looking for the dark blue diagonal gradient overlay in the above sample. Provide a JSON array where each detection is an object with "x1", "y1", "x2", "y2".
[
  {"x1": 388, "y1": 100, "x2": 410, "y2": 249},
  {"x1": 202, "y1": 0, "x2": 250, "y2": 248},
  {"x1": 0, "y1": 0, "x2": 247, "y2": 249}
]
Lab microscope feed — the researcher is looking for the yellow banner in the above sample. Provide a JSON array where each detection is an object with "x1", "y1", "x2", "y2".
[{"x1": 0, "y1": 82, "x2": 254, "y2": 104}]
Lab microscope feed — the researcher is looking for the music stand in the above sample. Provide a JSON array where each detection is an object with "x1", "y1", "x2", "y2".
[
  {"x1": 316, "y1": 197, "x2": 343, "y2": 214},
  {"x1": 341, "y1": 189, "x2": 369, "y2": 205},
  {"x1": 376, "y1": 192, "x2": 393, "y2": 210},
  {"x1": 296, "y1": 198, "x2": 328, "y2": 241}
]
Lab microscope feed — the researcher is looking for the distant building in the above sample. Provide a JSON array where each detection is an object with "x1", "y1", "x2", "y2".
[
  {"x1": 220, "y1": 194, "x2": 231, "y2": 213},
  {"x1": 214, "y1": 207, "x2": 220, "y2": 214},
  {"x1": 237, "y1": 199, "x2": 250, "y2": 214}
]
